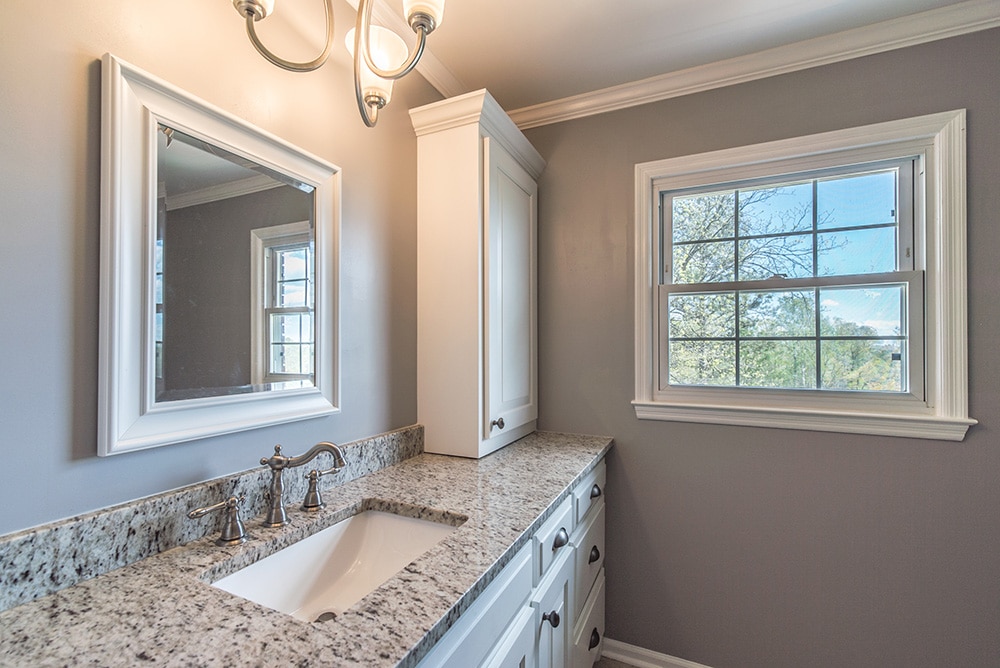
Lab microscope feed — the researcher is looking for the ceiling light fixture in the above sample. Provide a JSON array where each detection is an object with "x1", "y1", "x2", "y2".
[{"x1": 231, "y1": 0, "x2": 445, "y2": 128}]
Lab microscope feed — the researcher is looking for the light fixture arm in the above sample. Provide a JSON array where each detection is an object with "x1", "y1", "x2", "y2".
[
  {"x1": 352, "y1": 26, "x2": 381, "y2": 129},
  {"x1": 355, "y1": 0, "x2": 429, "y2": 81},
  {"x1": 242, "y1": 0, "x2": 335, "y2": 73}
]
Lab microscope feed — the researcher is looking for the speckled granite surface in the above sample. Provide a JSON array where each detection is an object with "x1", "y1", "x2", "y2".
[
  {"x1": 0, "y1": 425, "x2": 423, "y2": 612},
  {"x1": 0, "y1": 431, "x2": 611, "y2": 667}
]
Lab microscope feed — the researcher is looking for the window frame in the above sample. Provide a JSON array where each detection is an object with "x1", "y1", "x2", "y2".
[
  {"x1": 250, "y1": 221, "x2": 315, "y2": 386},
  {"x1": 633, "y1": 110, "x2": 975, "y2": 441},
  {"x1": 659, "y1": 157, "x2": 921, "y2": 400}
]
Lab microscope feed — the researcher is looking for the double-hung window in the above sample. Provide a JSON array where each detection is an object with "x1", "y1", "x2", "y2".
[
  {"x1": 251, "y1": 221, "x2": 315, "y2": 386},
  {"x1": 634, "y1": 111, "x2": 974, "y2": 440}
]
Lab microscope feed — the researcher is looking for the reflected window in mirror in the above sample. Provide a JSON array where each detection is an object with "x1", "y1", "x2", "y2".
[{"x1": 251, "y1": 221, "x2": 315, "y2": 387}]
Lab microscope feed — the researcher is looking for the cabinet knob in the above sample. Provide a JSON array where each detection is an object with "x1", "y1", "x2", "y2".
[
  {"x1": 589, "y1": 545, "x2": 601, "y2": 564},
  {"x1": 589, "y1": 628, "x2": 601, "y2": 650},
  {"x1": 590, "y1": 483, "x2": 602, "y2": 499},
  {"x1": 542, "y1": 610, "x2": 560, "y2": 628},
  {"x1": 552, "y1": 527, "x2": 569, "y2": 551},
  {"x1": 490, "y1": 417, "x2": 505, "y2": 431}
]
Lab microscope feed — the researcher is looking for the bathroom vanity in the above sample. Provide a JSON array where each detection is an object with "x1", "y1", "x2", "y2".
[{"x1": 0, "y1": 431, "x2": 611, "y2": 667}]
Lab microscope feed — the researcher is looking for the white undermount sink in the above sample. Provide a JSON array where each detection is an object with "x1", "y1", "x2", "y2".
[{"x1": 212, "y1": 509, "x2": 462, "y2": 623}]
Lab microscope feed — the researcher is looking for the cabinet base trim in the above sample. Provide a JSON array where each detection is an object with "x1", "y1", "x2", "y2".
[{"x1": 602, "y1": 638, "x2": 714, "y2": 668}]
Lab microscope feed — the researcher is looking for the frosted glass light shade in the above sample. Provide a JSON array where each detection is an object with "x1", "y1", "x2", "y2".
[
  {"x1": 403, "y1": 0, "x2": 445, "y2": 28},
  {"x1": 345, "y1": 26, "x2": 408, "y2": 105}
]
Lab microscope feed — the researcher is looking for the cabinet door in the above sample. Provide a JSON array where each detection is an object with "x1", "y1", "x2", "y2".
[
  {"x1": 481, "y1": 606, "x2": 536, "y2": 668},
  {"x1": 484, "y1": 137, "x2": 537, "y2": 443},
  {"x1": 533, "y1": 547, "x2": 574, "y2": 668}
]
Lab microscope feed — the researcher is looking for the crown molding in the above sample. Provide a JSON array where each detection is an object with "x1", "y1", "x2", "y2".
[
  {"x1": 165, "y1": 174, "x2": 281, "y2": 211},
  {"x1": 409, "y1": 89, "x2": 545, "y2": 177},
  {"x1": 508, "y1": 0, "x2": 1000, "y2": 129}
]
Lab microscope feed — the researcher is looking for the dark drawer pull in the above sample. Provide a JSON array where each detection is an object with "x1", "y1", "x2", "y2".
[
  {"x1": 589, "y1": 628, "x2": 601, "y2": 650},
  {"x1": 552, "y1": 527, "x2": 569, "y2": 551},
  {"x1": 590, "y1": 483, "x2": 602, "y2": 499},
  {"x1": 589, "y1": 545, "x2": 601, "y2": 564},
  {"x1": 543, "y1": 610, "x2": 560, "y2": 628}
]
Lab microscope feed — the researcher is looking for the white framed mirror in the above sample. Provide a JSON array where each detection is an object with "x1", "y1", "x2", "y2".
[{"x1": 98, "y1": 53, "x2": 340, "y2": 456}]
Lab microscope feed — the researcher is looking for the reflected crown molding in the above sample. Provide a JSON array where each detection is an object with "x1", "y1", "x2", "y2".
[{"x1": 165, "y1": 174, "x2": 282, "y2": 211}]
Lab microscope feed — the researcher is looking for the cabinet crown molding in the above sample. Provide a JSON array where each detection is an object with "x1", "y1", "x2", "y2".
[{"x1": 410, "y1": 89, "x2": 546, "y2": 179}]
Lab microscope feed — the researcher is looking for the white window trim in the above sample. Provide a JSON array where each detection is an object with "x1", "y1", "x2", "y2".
[
  {"x1": 634, "y1": 110, "x2": 975, "y2": 441},
  {"x1": 250, "y1": 221, "x2": 312, "y2": 385}
]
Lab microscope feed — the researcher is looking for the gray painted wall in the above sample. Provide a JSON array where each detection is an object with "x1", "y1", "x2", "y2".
[
  {"x1": 0, "y1": 0, "x2": 438, "y2": 534},
  {"x1": 524, "y1": 29, "x2": 1000, "y2": 668}
]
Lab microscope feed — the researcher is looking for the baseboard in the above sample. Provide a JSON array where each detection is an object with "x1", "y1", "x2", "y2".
[{"x1": 602, "y1": 638, "x2": 714, "y2": 668}]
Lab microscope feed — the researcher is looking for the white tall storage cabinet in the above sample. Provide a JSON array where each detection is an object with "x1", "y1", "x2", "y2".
[{"x1": 410, "y1": 90, "x2": 545, "y2": 458}]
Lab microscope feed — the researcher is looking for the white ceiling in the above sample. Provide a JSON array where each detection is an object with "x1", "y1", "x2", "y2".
[{"x1": 405, "y1": 0, "x2": 993, "y2": 113}]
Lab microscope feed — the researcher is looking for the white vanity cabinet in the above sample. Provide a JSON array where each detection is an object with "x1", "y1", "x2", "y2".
[
  {"x1": 415, "y1": 459, "x2": 607, "y2": 668},
  {"x1": 410, "y1": 90, "x2": 546, "y2": 459}
]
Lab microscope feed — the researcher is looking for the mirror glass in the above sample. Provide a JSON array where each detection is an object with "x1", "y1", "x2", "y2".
[
  {"x1": 155, "y1": 124, "x2": 316, "y2": 402},
  {"x1": 98, "y1": 53, "x2": 340, "y2": 456}
]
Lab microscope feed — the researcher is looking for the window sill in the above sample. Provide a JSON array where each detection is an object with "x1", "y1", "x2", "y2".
[{"x1": 632, "y1": 400, "x2": 976, "y2": 441}]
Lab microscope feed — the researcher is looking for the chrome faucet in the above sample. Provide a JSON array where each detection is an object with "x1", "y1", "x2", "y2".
[{"x1": 260, "y1": 442, "x2": 346, "y2": 527}]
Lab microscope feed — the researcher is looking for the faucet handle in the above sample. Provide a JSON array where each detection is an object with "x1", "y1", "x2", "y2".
[
  {"x1": 301, "y1": 465, "x2": 341, "y2": 511},
  {"x1": 302, "y1": 469, "x2": 325, "y2": 511},
  {"x1": 188, "y1": 495, "x2": 249, "y2": 546},
  {"x1": 261, "y1": 444, "x2": 291, "y2": 469}
]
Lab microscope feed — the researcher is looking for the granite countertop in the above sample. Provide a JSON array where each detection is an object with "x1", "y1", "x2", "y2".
[{"x1": 0, "y1": 432, "x2": 611, "y2": 667}]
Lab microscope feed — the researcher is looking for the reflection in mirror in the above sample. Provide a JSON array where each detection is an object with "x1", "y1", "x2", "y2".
[
  {"x1": 98, "y1": 53, "x2": 340, "y2": 456},
  {"x1": 154, "y1": 125, "x2": 315, "y2": 402}
]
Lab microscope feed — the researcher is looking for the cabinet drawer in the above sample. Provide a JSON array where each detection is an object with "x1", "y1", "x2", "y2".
[
  {"x1": 572, "y1": 501, "x2": 605, "y2": 621},
  {"x1": 574, "y1": 461, "x2": 606, "y2": 525},
  {"x1": 417, "y1": 544, "x2": 533, "y2": 668},
  {"x1": 572, "y1": 568, "x2": 606, "y2": 668},
  {"x1": 533, "y1": 496, "x2": 573, "y2": 583}
]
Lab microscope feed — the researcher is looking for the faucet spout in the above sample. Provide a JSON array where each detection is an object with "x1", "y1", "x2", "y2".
[
  {"x1": 260, "y1": 442, "x2": 346, "y2": 527},
  {"x1": 287, "y1": 441, "x2": 347, "y2": 471}
]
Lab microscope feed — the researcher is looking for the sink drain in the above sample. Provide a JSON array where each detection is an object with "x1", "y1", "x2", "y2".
[{"x1": 314, "y1": 611, "x2": 337, "y2": 623}]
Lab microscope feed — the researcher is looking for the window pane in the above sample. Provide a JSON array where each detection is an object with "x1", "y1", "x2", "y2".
[
  {"x1": 672, "y1": 240, "x2": 735, "y2": 283},
  {"x1": 739, "y1": 290, "x2": 815, "y2": 337},
  {"x1": 738, "y1": 233, "x2": 813, "y2": 280},
  {"x1": 277, "y1": 279, "x2": 308, "y2": 307},
  {"x1": 817, "y1": 227, "x2": 897, "y2": 276},
  {"x1": 821, "y1": 339, "x2": 903, "y2": 391},
  {"x1": 271, "y1": 344, "x2": 304, "y2": 375},
  {"x1": 668, "y1": 340, "x2": 735, "y2": 386},
  {"x1": 668, "y1": 293, "x2": 735, "y2": 338},
  {"x1": 271, "y1": 314, "x2": 303, "y2": 343},
  {"x1": 671, "y1": 190, "x2": 734, "y2": 243},
  {"x1": 820, "y1": 285, "x2": 904, "y2": 337},
  {"x1": 303, "y1": 344, "x2": 314, "y2": 376},
  {"x1": 302, "y1": 313, "x2": 314, "y2": 343},
  {"x1": 738, "y1": 182, "x2": 812, "y2": 237},
  {"x1": 740, "y1": 340, "x2": 817, "y2": 389},
  {"x1": 817, "y1": 170, "x2": 896, "y2": 230},
  {"x1": 277, "y1": 248, "x2": 307, "y2": 281}
]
